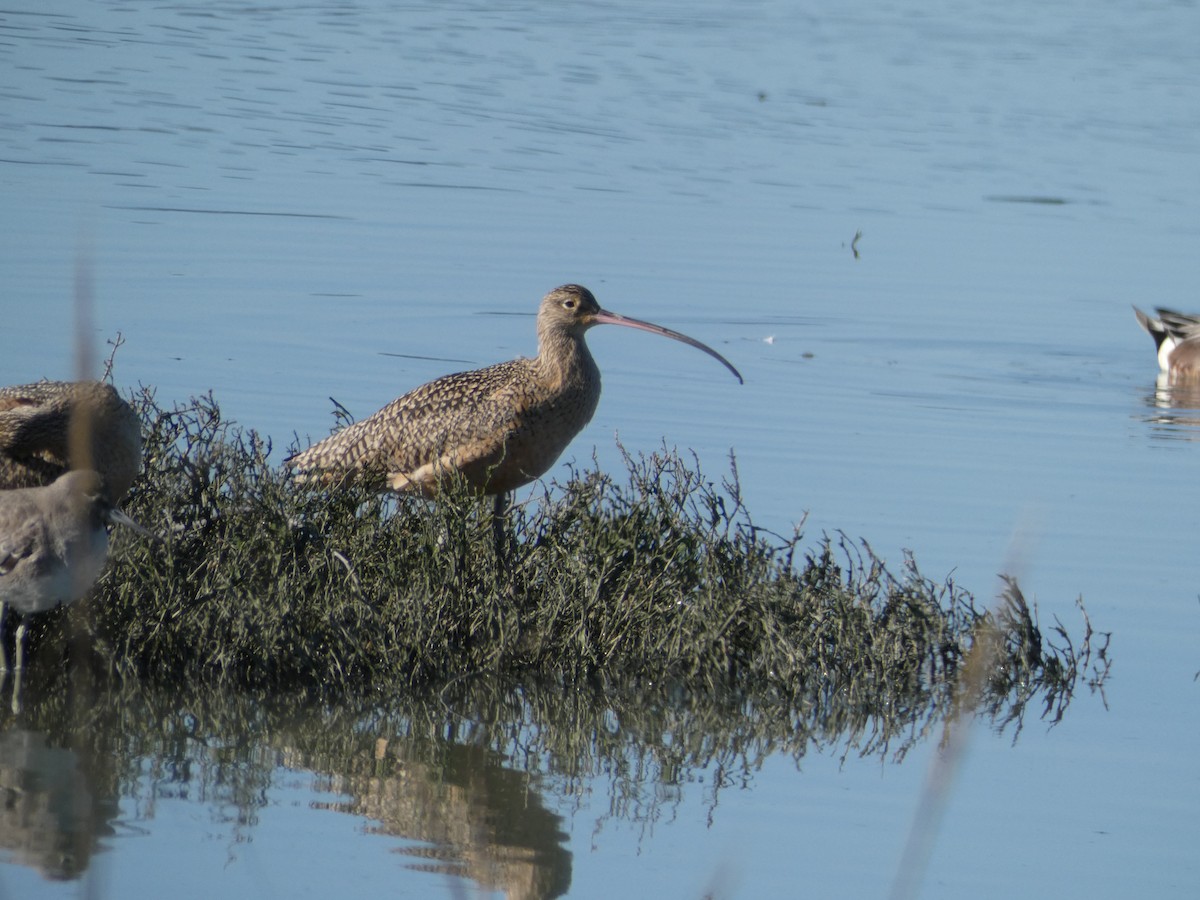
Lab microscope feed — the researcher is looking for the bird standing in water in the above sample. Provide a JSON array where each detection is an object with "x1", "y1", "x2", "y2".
[
  {"x1": 0, "y1": 469, "x2": 152, "y2": 674},
  {"x1": 286, "y1": 284, "x2": 743, "y2": 496},
  {"x1": 0, "y1": 381, "x2": 142, "y2": 504}
]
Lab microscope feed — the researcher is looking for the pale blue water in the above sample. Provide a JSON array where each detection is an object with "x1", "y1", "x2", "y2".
[{"x1": 3, "y1": 0, "x2": 1199, "y2": 897}]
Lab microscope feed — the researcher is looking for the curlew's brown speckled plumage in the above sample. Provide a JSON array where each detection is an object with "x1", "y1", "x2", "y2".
[
  {"x1": 0, "y1": 381, "x2": 142, "y2": 504},
  {"x1": 286, "y1": 284, "x2": 743, "y2": 496}
]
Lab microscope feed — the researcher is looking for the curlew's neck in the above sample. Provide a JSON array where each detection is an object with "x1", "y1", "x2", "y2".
[{"x1": 535, "y1": 321, "x2": 600, "y2": 390}]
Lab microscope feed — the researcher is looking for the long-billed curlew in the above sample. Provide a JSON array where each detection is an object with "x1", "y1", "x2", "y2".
[
  {"x1": 286, "y1": 284, "x2": 743, "y2": 496},
  {"x1": 0, "y1": 469, "x2": 152, "y2": 674},
  {"x1": 0, "y1": 381, "x2": 142, "y2": 504}
]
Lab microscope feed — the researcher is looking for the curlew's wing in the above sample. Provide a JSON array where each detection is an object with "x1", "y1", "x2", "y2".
[
  {"x1": 0, "y1": 381, "x2": 142, "y2": 501},
  {"x1": 286, "y1": 359, "x2": 531, "y2": 491},
  {"x1": 0, "y1": 389, "x2": 71, "y2": 459}
]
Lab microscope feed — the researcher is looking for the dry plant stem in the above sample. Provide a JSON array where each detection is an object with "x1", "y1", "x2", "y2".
[{"x1": 888, "y1": 609, "x2": 1003, "y2": 900}]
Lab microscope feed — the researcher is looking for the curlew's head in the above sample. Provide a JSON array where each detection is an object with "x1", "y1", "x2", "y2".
[{"x1": 537, "y1": 284, "x2": 743, "y2": 383}]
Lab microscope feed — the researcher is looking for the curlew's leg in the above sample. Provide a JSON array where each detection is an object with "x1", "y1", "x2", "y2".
[
  {"x1": 0, "y1": 602, "x2": 6, "y2": 674},
  {"x1": 492, "y1": 492, "x2": 511, "y2": 567}
]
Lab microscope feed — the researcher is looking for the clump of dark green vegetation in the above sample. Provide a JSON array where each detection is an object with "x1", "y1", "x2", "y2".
[{"x1": 27, "y1": 388, "x2": 1108, "y2": 745}]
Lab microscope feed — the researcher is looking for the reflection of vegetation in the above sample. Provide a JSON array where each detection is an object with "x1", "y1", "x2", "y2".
[
  {"x1": 1, "y1": 619, "x2": 1103, "y2": 893},
  {"x1": 9, "y1": 677, "x2": 579, "y2": 895}
]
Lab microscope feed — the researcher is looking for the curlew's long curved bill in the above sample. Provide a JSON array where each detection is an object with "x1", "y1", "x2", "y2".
[{"x1": 592, "y1": 309, "x2": 744, "y2": 384}]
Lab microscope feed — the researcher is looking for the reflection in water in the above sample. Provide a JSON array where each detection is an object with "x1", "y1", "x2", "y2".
[
  {"x1": 5, "y1": 674, "x2": 576, "y2": 897},
  {"x1": 301, "y1": 739, "x2": 571, "y2": 900},
  {"x1": 0, "y1": 728, "x2": 109, "y2": 880},
  {"x1": 0, "y1": 585, "x2": 1104, "y2": 896},
  {"x1": 1138, "y1": 376, "x2": 1200, "y2": 437}
]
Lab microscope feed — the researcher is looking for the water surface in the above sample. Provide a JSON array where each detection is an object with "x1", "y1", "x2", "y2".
[{"x1": 2, "y1": 1, "x2": 1198, "y2": 897}]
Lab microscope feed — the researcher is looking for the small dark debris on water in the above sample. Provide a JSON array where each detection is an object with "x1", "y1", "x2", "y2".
[{"x1": 985, "y1": 195, "x2": 1068, "y2": 205}]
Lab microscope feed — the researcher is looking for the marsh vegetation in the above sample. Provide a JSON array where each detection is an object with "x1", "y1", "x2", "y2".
[{"x1": 11, "y1": 387, "x2": 1109, "y2": 759}]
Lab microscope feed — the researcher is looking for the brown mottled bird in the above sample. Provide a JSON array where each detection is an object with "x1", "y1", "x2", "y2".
[
  {"x1": 0, "y1": 381, "x2": 142, "y2": 504},
  {"x1": 286, "y1": 284, "x2": 743, "y2": 496}
]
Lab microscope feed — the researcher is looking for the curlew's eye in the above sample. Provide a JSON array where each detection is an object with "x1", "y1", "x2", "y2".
[{"x1": 562, "y1": 298, "x2": 577, "y2": 310}]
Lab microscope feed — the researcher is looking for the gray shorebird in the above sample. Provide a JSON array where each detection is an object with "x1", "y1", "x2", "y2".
[
  {"x1": 0, "y1": 469, "x2": 151, "y2": 672},
  {"x1": 286, "y1": 284, "x2": 743, "y2": 496},
  {"x1": 1133, "y1": 306, "x2": 1200, "y2": 383},
  {"x1": 0, "y1": 381, "x2": 142, "y2": 503}
]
